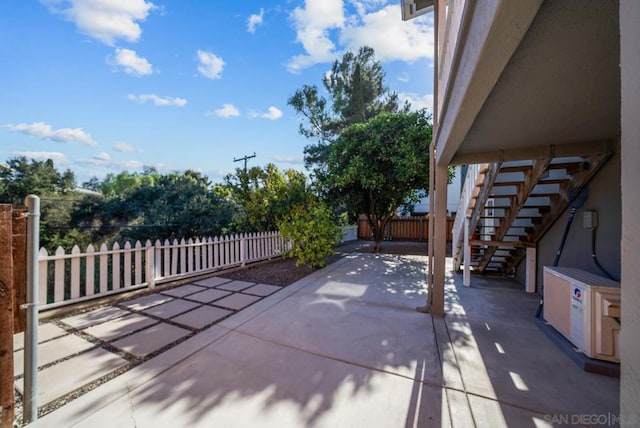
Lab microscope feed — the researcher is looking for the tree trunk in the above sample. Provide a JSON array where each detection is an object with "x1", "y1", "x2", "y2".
[{"x1": 367, "y1": 214, "x2": 389, "y2": 252}]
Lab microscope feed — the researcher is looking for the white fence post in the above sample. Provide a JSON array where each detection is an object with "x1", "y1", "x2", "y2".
[
  {"x1": 86, "y1": 244, "x2": 95, "y2": 297},
  {"x1": 70, "y1": 245, "x2": 81, "y2": 299},
  {"x1": 223, "y1": 235, "x2": 230, "y2": 266},
  {"x1": 154, "y1": 239, "x2": 162, "y2": 280},
  {"x1": 146, "y1": 240, "x2": 155, "y2": 289},
  {"x1": 134, "y1": 241, "x2": 143, "y2": 285},
  {"x1": 38, "y1": 248, "x2": 48, "y2": 306},
  {"x1": 241, "y1": 233, "x2": 246, "y2": 266},
  {"x1": 213, "y1": 236, "x2": 220, "y2": 268},
  {"x1": 112, "y1": 242, "x2": 121, "y2": 290},
  {"x1": 179, "y1": 238, "x2": 187, "y2": 274},
  {"x1": 195, "y1": 238, "x2": 201, "y2": 271},
  {"x1": 53, "y1": 247, "x2": 64, "y2": 303},
  {"x1": 99, "y1": 243, "x2": 108, "y2": 294},
  {"x1": 207, "y1": 237, "x2": 213, "y2": 269},
  {"x1": 187, "y1": 238, "x2": 194, "y2": 273},
  {"x1": 123, "y1": 242, "x2": 132, "y2": 288},
  {"x1": 170, "y1": 239, "x2": 178, "y2": 276},
  {"x1": 36, "y1": 231, "x2": 286, "y2": 310},
  {"x1": 163, "y1": 239, "x2": 171, "y2": 278}
]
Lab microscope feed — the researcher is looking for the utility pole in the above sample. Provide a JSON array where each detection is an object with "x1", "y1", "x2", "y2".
[
  {"x1": 234, "y1": 153, "x2": 256, "y2": 193},
  {"x1": 233, "y1": 152, "x2": 256, "y2": 175}
]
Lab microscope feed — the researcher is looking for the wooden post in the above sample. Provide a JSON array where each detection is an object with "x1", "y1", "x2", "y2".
[
  {"x1": 12, "y1": 207, "x2": 26, "y2": 333},
  {"x1": 418, "y1": 143, "x2": 437, "y2": 313},
  {"x1": 431, "y1": 164, "x2": 448, "y2": 317},
  {"x1": 525, "y1": 247, "x2": 537, "y2": 293},
  {"x1": 463, "y1": 215, "x2": 471, "y2": 287},
  {"x1": 1, "y1": 205, "x2": 15, "y2": 426}
]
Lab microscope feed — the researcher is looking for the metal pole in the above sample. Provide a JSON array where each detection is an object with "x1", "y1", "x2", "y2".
[{"x1": 23, "y1": 195, "x2": 40, "y2": 424}]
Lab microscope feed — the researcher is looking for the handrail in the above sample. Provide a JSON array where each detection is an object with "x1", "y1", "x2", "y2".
[{"x1": 451, "y1": 163, "x2": 487, "y2": 263}]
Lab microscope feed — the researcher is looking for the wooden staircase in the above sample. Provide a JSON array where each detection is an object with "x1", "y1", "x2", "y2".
[{"x1": 452, "y1": 150, "x2": 612, "y2": 276}]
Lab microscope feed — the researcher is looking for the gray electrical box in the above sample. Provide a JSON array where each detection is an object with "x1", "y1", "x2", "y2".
[{"x1": 583, "y1": 210, "x2": 598, "y2": 229}]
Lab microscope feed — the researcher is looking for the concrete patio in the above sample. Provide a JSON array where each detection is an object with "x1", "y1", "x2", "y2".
[{"x1": 24, "y1": 250, "x2": 619, "y2": 427}]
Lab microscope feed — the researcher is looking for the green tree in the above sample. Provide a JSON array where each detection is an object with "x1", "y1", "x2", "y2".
[
  {"x1": 324, "y1": 111, "x2": 433, "y2": 252},
  {"x1": 217, "y1": 163, "x2": 341, "y2": 267},
  {"x1": 288, "y1": 46, "x2": 408, "y2": 170},
  {"x1": 0, "y1": 156, "x2": 75, "y2": 204},
  {"x1": 0, "y1": 156, "x2": 81, "y2": 250},
  {"x1": 217, "y1": 163, "x2": 309, "y2": 232},
  {"x1": 74, "y1": 169, "x2": 234, "y2": 244}
]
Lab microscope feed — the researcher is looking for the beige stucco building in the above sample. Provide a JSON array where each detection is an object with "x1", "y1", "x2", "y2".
[{"x1": 401, "y1": 0, "x2": 639, "y2": 425}]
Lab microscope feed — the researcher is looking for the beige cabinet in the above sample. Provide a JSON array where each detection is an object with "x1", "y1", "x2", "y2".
[{"x1": 543, "y1": 266, "x2": 620, "y2": 363}]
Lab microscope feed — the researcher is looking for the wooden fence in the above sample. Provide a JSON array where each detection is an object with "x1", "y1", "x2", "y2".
[
  {"x1": 357, "y1": 215, "x2": 454, "y2": 242},
  {"x1": 37, "y1": 232, "x2": 288, "y2": 310}
]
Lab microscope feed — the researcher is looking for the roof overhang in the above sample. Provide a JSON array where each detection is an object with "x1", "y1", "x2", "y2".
[{"x1": 434, "y1": 0, "x2": 620, "y2": 166}]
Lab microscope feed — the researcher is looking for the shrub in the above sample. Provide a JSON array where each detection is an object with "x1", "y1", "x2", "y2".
[{"x1": 277, "y1": 202, "x2": 342, "y2": 268}]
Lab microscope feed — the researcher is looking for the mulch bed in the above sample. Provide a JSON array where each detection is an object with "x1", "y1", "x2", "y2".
[{"x1": 222, "y1": 257, "x2": 319, "y2": 287}]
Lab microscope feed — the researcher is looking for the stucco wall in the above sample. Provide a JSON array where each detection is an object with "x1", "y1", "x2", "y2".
[
  {"x1": 620, "y1": 1, "x2": 640, "y2": 425},
  {"x1": 516, "y1": 152, "x2": 622, "y2": 287}
]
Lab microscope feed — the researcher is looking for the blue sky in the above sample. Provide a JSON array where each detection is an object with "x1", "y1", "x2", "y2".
[{"x1": 0, "y1": 0, "x2": 434, "y2": 185}]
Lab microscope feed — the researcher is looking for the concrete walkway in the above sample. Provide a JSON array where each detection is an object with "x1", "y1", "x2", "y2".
[
  {"x1": 23, "y1": 252, "x2": 618, "y2": 427},
  {"x1": 13, "y1": 278, "x2": 283, "y2": 411}
]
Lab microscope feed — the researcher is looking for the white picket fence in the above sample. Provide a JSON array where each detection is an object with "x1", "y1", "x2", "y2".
[{"x1": 37, "y1": 232, "x2": 288, "y2": 310}]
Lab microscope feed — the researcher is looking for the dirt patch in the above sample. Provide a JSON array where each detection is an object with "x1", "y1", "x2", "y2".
[{"x1": 222, "y1": 257, "x2": 318, "y2": 287}]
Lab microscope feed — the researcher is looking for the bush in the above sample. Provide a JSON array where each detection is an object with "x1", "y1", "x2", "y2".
[{"x1": 277, "y1": 202, "x2": 342, "y2": 268}]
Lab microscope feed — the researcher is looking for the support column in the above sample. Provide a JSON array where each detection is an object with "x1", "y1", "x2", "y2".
[
  {"x1": 431, "y1": 164, "x2": 448, "y2": 317},
  {"x1": 463, "y1": 215, "x2": 471, "y2": 287},
  {"x1": 620, "y1": 1, "x2": 640, "y2": 425},
  {"x1": 525, "y1": 247, "x2": 536, "y2": 293},
  {"x1": 418, "y1": 143, "x2": 437, "y2": 313}
]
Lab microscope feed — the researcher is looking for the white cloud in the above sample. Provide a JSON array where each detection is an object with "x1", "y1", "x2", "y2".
[
  {"x1": 3, "y1": 121, "x2": 98, "y2": 146},
  {"x1": 76, "y1": 157, "x2": 144, "y2": 170},
  {"x1": 397, "y1": 92, "x2": 433, "y2": 112},
  {"x1": 94, "y1": 151, "x2": 110, "y2": 160},
  {"x1": 340, "y1": 5, "x2": 434, "y2": 63},
  {"x1": 109, "y1": 48, "x2": 153, "y2": 76},
  {"x1": 127, "y1": 93, "x2": 187, "y2": 107},
  {"x1": 113, "y1": 142, "x2": 135, "y2": 152},
  {"x1": 398, "y1": 72, "x2": 409, "y2": 82},
  {"x1": 287, "y1": 0, "x2": 345, "y2": 73},
  {"x1": 287, "y1": 1, "x2": 433, "y2": 72},
  {"x1": 252, "y1": 106, "x2": 283, "y2": 120},
  {"x1": 247, "y1": 8, "x2": 264, "y2": 33},
  {"x1": 206, "y1": 168, "x2": 232, "y2": 181},
  {"x1": 41, "y1": 0, "x2": 156, "y2": 46},
  {"x1": 348, "y1": 0, "x2": 389, "y2": 18},
  {"x1": 209, "y1": 104, "x2": 240, "y2": 118},
  {"x1": 272, "y1": 155, "x2": 304, "y2": 164},
  {"x1": 196, "y1": 50, "x2": 225, "y2": 79},
  {"x1": 13, "y1": 151, "x2": 68, "y2": 164}
]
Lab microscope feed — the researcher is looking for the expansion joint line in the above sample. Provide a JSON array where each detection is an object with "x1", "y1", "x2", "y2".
[{"x1": 441, "y1": 318, "x2": 478, "y2": 427}]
